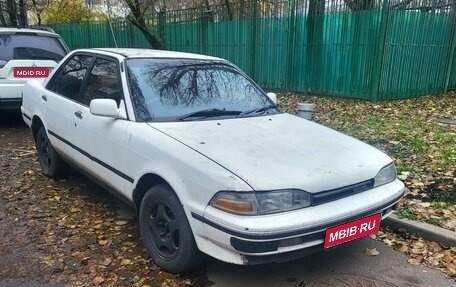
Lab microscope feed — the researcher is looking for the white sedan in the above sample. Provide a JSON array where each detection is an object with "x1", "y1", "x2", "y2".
[{"x1": 21, "y1": 48, "x2": 404, "y2": 273}]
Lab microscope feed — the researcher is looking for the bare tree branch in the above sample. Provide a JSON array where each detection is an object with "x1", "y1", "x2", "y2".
[
  {"x1": 0, "y1": 1, "x2": 7, "y2": 26},
  {"x1": 124, "y1": 0, "x2": 164, "y2": 49}
]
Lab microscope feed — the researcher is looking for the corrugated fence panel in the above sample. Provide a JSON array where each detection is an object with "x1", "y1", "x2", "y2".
[
  {"x1": 255, "y1": 13, "x2": 289, "y2": 90},
  {"x1": 207, "y1": 20, "x2": 253, "y2": 74},
  {"x1": 448, "y1": 34, "x2": 456, "y2": 89},
  {"x1": 90, "y1": 22, "x2": 110, "y2": 48},
  {"x1": 165, "y1": 9, "x2": 201, "y2": 53},
  {"x1": 50, "y1": 0, "x2": 456, "y2": 100},
  {"x1": 309, "y1": 10, "x2": 381, "y2": 99},
  {"x1": 166, "y1": 22, "x2": 200, "y2": 53},
  {"x1": 292, "y1": 14, "x2": 309, "y2": 93},
  {"x1": 379, "y1": 11, "x2": 454, "y2": 99}
]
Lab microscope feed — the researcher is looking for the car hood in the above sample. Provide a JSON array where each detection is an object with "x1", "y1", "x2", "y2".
[{"x1": 149, "y1": 113, "x2": 392, "y2": 193}]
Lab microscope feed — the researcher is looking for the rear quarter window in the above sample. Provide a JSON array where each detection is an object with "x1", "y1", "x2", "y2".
[{"x1": 0, "y1": 34, "x2": 67, "y2": 67}]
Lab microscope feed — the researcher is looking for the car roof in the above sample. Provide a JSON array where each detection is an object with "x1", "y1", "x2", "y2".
[
  {"x1": 82, "y1": 48, "x2": 226, "y2": 61},
  {"x1": 0, "y1": 27, "x2": 59, "y2": 37}
]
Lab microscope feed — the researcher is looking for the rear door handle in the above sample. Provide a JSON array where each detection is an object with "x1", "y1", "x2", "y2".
[
  {"x1": 41, "y1": 95, "x2": 47, "y2": 102},
  {"x1": 74, "y1": 111, "x2": 83, "y2": 119}
]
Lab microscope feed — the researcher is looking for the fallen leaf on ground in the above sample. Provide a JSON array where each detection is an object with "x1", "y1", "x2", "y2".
[
  {"x1": 100, "y1": 258, "x2": 112, "y2": 266},
  {"x1": 383, "y1": 238, "x2": 394, "y2": 246},
  {"x1": 364, "y1": 248, "x2": 380, "y2": 256},
  {"x1": 92, "y1": 276, "x2": 104, "y2": 285},
  {"x1": 408, "y1": 258, "x2": 421, "y2": 265}
]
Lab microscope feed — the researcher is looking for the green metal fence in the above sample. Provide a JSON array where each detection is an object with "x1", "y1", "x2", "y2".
[{"x1": 50, "y1": 0, "x2": 456, "y2": 100}]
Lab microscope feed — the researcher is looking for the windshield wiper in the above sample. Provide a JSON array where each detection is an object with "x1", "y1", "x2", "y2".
[
  {"x1": 177, "y1": 108, "x2": 241, "y2": 121},
  {"x1": 239, "y1": 105, "x2": 278, "y2": 117}
]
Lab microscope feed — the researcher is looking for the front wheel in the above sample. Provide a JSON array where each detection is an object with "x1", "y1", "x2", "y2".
[
  {"x1": 139, "y1": 184, "x2": 203, "y2": 273},
  {"x1": 36, "y1": 127, "x2": 69, "y2": 178}
]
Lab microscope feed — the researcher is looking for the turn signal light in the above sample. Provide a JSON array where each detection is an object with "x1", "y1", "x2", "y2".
[{"x1": 210, "y1": 194, "x2": 258, "y2": 215}]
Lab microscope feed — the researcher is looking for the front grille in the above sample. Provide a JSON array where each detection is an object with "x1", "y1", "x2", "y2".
[{"x1": 312, "y1": 179, "x2": 374, "y2": 206}]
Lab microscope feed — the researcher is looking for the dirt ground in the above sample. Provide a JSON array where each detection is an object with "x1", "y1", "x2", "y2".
[
  {"x1": 1, "y1": 101, "x2": 454, "y2": 285},
  {"x1": 0, "y1": 111, "x2": 209, "y2": 287}
]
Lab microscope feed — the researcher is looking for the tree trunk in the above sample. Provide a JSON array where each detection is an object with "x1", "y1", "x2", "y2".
[
  {"x1": 30, "y1": 0, "x2": 42, "y2": 26},
  {"x1": 6, "y1": 0, "x2": 17, "y2": 26},
  {"x1": 125, "y1": 0, "x2": 164, "y2": 49},
  {"x1": 0, "y1": 2, "x2": 8, "y2": 26},
  {"x1": 18, "y1": 0, "x2": 27, "y2": 27},
  {"x1": 130, "y1": 17, "x2": 164, "y2": 49},
  {"x1": 223, "y1": 0, "x2": 233, "y2": 20},
  {"x1": 344, "y1": 0, "x2": 375, "y2": 11}
]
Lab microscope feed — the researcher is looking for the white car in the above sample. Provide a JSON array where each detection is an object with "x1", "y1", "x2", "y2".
[
  {"x1": 0, "y1": 27, "x2": 68, "y2": 110},
  {"x1": 21, "y1": 48, "x2": 404, "y2": 273}
]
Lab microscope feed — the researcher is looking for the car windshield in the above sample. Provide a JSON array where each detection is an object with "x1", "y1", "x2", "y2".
[
  {"x1": 126, "y1": 58, "x2": 276, "y2": 121},
  {"x1": 0, "y1": 34, "x2": 67, "y2": 66}
]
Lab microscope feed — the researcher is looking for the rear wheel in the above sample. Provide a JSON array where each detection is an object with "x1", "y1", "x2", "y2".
[
  {"x1": 36, "y1": 127, "x2": 69, "y2": 178},
  {"x1": 139, "y1": 184, "x2": 203, "y2": 273}
]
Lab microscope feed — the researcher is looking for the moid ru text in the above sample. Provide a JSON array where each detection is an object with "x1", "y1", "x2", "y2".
[{"x1": 15, "y1": 70, "x2": 47, "y2": 76}]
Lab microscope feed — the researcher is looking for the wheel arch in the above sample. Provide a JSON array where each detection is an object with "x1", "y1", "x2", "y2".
[
  {"x1": 31, "y1": 115, "x2": 45, "y2": 142},
  {"x1": 133, "y1": 173, "x2": 174, "y2": 213}
]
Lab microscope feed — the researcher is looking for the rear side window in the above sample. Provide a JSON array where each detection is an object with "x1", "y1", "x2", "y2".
[
  {"x1": 48, "y1": 55, "x2": 94, "y2": 101},
  {"x1": 0, "y1": 34, "x2": 67, "y2": 68}
]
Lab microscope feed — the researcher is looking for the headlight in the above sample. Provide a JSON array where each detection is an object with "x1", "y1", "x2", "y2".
[
  {"x1": 210, "y1": 189, "x2": 311, "y2": 215},
  {"x1": 374, "y1": 163, "x2": 397, "y2": 187}
]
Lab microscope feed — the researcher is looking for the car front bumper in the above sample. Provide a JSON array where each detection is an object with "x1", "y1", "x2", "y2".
[{"x1": 191, "y1": 179, "x2": 404, "y2": 265}]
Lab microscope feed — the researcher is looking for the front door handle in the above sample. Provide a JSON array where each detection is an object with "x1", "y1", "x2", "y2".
[
  {"x1": 74, "y1": 111, "x2": 83, "y2": 119},
  {"x1": 41, "y1": 95, "x2": 47, "y2": 102}
]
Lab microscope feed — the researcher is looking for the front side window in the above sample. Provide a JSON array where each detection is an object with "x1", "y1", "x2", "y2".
[
  {"x1": 126, "y1": 59, "x2": 274, "y2": 121},
  {"x1": 81, "y1": 58, "x2": 122, "y2": 106},
  {"x1": 48, "y1": 55, "x2": 94, "y2": 101}
]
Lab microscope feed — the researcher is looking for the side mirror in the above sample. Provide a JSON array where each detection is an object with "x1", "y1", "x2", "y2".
[
  {"x1": 90, "y1": 99, "x2": 121, "y2": 118},
  {"x1": 266, "y1": 92, "x2": 277, "y2": 104}
]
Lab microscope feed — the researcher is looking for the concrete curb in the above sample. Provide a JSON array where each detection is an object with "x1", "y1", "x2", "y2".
[{"x1": 382, "y1": 214, "x2": 456, "y2": 247}]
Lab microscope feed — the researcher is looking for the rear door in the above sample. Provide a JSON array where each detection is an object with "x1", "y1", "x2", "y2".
[{"x1": 45, "y1": 53, "x2": 95, "y2": 168}]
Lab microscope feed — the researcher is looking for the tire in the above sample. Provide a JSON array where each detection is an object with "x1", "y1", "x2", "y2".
[
  {"x1": 36, "y1": 127, "x2": 69, "y2": 178},
  {"x1": 139, "y1": 184, "x2": 203, "y2": 273}
]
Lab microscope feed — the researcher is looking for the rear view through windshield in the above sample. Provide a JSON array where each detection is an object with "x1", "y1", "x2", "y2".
[{"x1": 0, "y1": 34, "x2": 67, "y2": 68}]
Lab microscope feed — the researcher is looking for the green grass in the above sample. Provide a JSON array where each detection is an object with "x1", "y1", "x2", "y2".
[
  {"x1": 278, "y1": 94, "x2": 456, "y2": 207},
  {"x1": 397, "y1": 208, "x2": 417, "y2": 220}
]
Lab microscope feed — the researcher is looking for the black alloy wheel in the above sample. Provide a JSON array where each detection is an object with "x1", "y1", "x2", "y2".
[
  {"x1": 36, "y1": 127, "x2": 68, "y2": 178},
  {"x1": 139, "y1": 184, "x2": 203, "y2": 273}
]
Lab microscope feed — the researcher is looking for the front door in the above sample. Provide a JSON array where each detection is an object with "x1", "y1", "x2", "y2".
[{"x1": 71, "y1": 56, "x2": 131, "y2": 196}]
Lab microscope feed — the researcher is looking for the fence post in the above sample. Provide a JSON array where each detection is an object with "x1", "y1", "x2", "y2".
[
  {"x1": 286, "y1": 0, "x2": 297, "y2": 91},
  {"x1": 129, "y1": 21, "x2": 134, "y2": 47},
  {"x1": 307, "y1": 0, "x2": 325, "y2": 93},
  {"x1": 444, "y1": 23, "x2": 456, "y2": 92},
  {"x1": 200, "y1": 9, "x2": 211, "y2": 54},
  {"x1": 86, "y1": 22, "x2": 92, "y2": 48},
  {"x1": 105, "y1": 20, "x2": 113, "y2": 47},
  {"x1": 250, "y1": 0, "x2": 258, "y2": 80},
  {"x1": 371, "y1": 0, "x2": 390, "y2": 100},
  {"x1": 158, "y1": 10, "x2": 166, "y2": 48}
]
